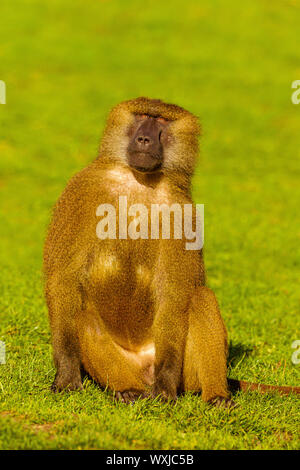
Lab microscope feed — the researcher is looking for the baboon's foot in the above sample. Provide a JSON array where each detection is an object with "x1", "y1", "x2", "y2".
[
  {"x1": 208, "y1": 396, "x2": 237, "y2": 409},
  {"x1": 114, "y1": 390, "x2": 147, "y2": 404},
  {"x1": 51, "y1": 372, "x2": 83, "y2": 392}
]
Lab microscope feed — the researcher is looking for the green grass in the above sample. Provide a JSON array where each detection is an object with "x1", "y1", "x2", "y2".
[{"x1": 0, "y1": 0, "x2": 300, "y2": 450}]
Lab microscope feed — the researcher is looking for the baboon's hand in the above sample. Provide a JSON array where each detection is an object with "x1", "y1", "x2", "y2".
[
  {"x1": 51, "y1": 372, "x2": 83, "y2": 392},
  {"x1": 114, "y1": 390, "x2": 147, "y2": 404},
  {"x1": 151, "y1": 376, "x2": 177, "y2": 402}
]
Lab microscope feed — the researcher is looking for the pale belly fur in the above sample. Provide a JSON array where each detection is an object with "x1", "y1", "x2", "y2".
[{"x1": 116, "y1": 342, "x2": 156, "y2": 386}]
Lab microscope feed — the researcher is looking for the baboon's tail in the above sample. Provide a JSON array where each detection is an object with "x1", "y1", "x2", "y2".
[{"x1": 228, "y1": 378, "x2": 300, "y2": 396}]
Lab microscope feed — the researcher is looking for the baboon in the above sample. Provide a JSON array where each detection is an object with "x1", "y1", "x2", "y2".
[{"x1": 44, "y1": 97, "x2": 300, "y2": 405}]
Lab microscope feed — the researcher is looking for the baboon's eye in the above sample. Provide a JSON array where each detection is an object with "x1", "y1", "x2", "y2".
[
  {"x1": 136, "y1": 114, "x2": 149, "y2": 121},
  {"x1": 157, "y1": 116, "x2": 166, "y2": 123}
]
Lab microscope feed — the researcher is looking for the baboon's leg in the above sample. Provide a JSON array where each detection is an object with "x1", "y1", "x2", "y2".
[
  {"x1": 152, "y1": 299, "x2": 189, "y2": 401},
  {"x1": 183, "y1": 286, "x2": 230, "y2": 403},
  {"x1": 77, "y1": 310, "x2": 151, "y2": 400},
  {"x1": 47, "y1": 279, "x2": 82, "y2": 391}
]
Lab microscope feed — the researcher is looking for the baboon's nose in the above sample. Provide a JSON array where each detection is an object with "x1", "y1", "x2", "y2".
[{"x1": 135, "y1": 135, "x2": 152, "y2": 147}]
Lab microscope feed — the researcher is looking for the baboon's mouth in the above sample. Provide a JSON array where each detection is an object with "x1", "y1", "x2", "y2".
[
  {"x1": 128, "y1": 151, "x2": 162, "y2": 173},
  {"x1": 131, "y1": 161, "x2": 162, "y2": 174}
]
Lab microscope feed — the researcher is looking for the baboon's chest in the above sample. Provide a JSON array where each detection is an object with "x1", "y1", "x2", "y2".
[{"x1": 87, "y1": 245, "x2": 156, "y2": 346}]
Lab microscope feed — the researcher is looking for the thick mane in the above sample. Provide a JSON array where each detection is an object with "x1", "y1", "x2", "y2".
[{"x1": 98, "y1": 97, "x2": 201, "y2": 189}]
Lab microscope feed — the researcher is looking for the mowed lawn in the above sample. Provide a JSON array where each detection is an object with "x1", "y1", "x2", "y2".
[{"x1": 0, "y1": 0, "x2": 300, "y2": 450}]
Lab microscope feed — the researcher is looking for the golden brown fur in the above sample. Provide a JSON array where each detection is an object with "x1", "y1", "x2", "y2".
[{"x1": 44, "y1": 97, "x2": 299, "y2": 406}]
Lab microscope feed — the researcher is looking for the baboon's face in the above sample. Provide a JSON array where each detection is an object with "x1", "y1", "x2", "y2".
[
  {"x1": 100, "y1": 98, "x2": 200, "y2": 181},
  {"x1": 127, "y1": 114, "x2": 170, "y2": 173}
]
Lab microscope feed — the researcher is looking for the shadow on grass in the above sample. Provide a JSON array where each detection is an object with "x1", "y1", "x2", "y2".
[
  {"x1": 228, "y1": 341, "x2": 253, "y2": 368},
  {"x1": 227, "y1": 341, "x2": 254, "y2": 395}
]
